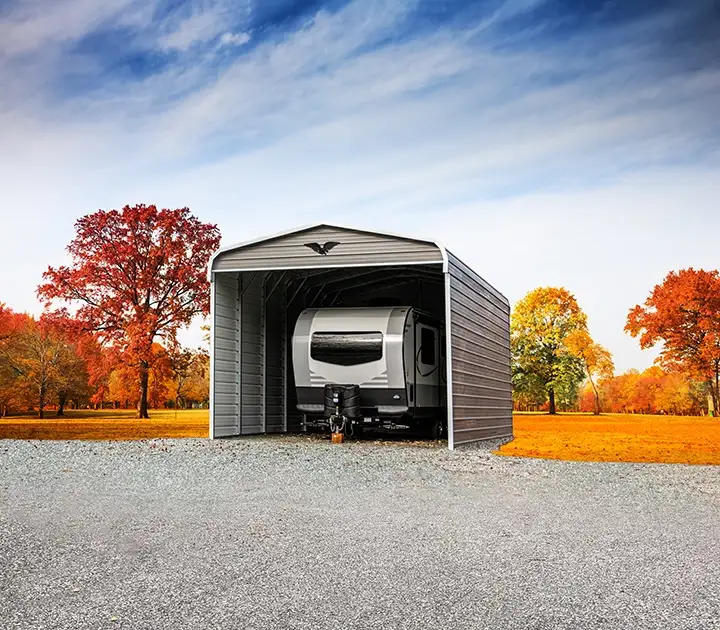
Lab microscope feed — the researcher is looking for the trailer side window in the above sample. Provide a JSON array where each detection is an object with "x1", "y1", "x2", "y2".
[
  {"x1": 420, "y1": 327, "x2": 436, "y2": 365},
  {"x1": 311, "y1": 332, "x2": 383, "y2": 366}
]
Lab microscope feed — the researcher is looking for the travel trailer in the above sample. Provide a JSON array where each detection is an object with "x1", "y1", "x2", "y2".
[{"x1": 291, "y1": 306, "x2": 446, "y2": 437}]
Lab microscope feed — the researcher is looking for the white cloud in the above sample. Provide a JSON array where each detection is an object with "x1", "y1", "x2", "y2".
[
  {"x1": 219, "y1": 31, "x2": 251, "y2": 47},
  {"x1": 0, "y1": 0, "x2": 147, "y2": 57},
  {"x1": 158, "y1": 9, "x2": 229, "y2": 51}
]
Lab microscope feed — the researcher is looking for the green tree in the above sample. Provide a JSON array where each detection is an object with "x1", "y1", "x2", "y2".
[
  {"x1": 511, "y1": 287, "x2": 588, "y2": 414},
  {"x1": 512, "y1": 371, "x2": 547, "y2": 411}
]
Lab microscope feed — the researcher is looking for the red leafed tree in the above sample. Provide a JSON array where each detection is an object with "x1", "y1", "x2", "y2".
[
  {"x1": 0, "y1": 304, "x2": 29, "y2": 416},
  {"x1": 626, "y1": 268, "x2": 720, "y2": 415},
  {"x1": 37, "y1": 204, "x2": 221, "y2": 418}
]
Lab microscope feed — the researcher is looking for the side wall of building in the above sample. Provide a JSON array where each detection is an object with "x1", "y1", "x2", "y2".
[
  {"x1": 211, "y1": 273, "x2": 241, "y2": 437},
  {"x1": 447, "y1": 252, "x2": 513, "y2": 446}
]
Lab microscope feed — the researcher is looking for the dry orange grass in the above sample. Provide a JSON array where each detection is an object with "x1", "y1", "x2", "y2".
[
  {"x1": 3, "y1": 410, "x2": 719, "y2": 465},
  {"x1": 0, "y1": 409, "x2": 209, "y2": 440},
  {"x1": 496, "y1": 413, "x2": 720, "y2": 465}
]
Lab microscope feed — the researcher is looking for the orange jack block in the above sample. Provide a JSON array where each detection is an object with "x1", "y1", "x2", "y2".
[{"x1": 331, "y1": 432, "x2": 344, "y2": 444}]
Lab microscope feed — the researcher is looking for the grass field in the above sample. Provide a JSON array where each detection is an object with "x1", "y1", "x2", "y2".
[
  {"x1": 496, "y1": 413, "x2": 720, "y2": 465},
  {"x1": 0, "y1": 409, "x2": 209, "y2": 440},
  {"x1": 1, "y1": 410, "x2": 718, "y2": 465}
]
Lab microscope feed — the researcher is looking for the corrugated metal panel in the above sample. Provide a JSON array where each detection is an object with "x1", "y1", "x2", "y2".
[
  {"x1": 240, "y1": 273, "x2": 265, "y2": 434},
  {"x1": 265, "y1": 280, "x2": 285, "y2": 433},
  {"x1": 212, "y1": 274, "x2": 240, "y2": 437},
  {"x1": 447, "y1": 252, "x2": 512, "y2": 446},
  {"x1": 212, "y1": 225, "x2": 443, "y2": 271}
]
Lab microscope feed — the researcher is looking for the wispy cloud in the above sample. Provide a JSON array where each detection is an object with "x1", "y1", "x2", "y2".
[
  {"x1": 218, "y1": 31, "x2": 251, "y2": 47},
  {"x1": 156, "y1": 1, "x2": 253, "y2": 51},
  {"x1": 0, "y1": 0, "x2": 147, "y2": 56}
]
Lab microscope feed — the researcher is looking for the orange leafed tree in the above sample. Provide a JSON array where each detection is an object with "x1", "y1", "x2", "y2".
[
  {"x1": 0, "y1": 304, "x2": 28, "y2": 415},
  {"x1": 598, "y1": 367, "x2": 704, "y2": 415},
  {"x1": 566, "y1": 329, "x2": 614, "y2": 415},
  {"x1": 0, "y1": 311, "x2": 89, "y2": 418},
  {"x1": 37, "y1": 205, "x2": 221, "y2": 418},
  {"x1": 626, "y1": 268, "x2": 720, "y2": 414}
]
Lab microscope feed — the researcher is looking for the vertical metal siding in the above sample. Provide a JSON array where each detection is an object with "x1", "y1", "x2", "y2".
[
  {"x1": 240, "y1": 273, "x2": 265, "y2": 434},
  {"x1": 447, "y1": 252, "x2": 513, "y2": 445},
  {"x1": 212, "y1": 273, "x2": 240, "y2": 437},
  {"x1": 212, "y1": 225, "x2": 443, "y2": 271},
  {"x1": 264, "y1": 281, "x2": 285, "y2": 433}
]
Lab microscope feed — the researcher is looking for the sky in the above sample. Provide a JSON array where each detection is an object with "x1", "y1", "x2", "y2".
[{"x1": 1, "y1": 0, "x2": 719, "y2": 373}]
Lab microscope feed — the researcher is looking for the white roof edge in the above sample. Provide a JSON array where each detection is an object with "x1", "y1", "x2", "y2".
[{"x1": 207, "y1": 222, "x2": 449, "y2": 281}]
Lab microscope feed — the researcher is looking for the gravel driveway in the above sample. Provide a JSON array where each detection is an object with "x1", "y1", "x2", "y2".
[{"x1": 2, "y1": 436, "x2": 719, "y2": 630}]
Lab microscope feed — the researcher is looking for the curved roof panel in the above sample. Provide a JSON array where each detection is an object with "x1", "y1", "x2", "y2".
[{"x1": 209, "y1": 223, "x2": 448, "y2": 276}]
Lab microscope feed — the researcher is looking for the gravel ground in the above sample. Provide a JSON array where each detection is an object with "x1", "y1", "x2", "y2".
[{"x1": 1, "y1": 436, "x2": 719, "y2": 630}]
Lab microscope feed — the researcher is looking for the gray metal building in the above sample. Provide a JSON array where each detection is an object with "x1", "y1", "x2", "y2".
[{"x1": 208, "y1": 223, "x2": 512, "y2": 449}]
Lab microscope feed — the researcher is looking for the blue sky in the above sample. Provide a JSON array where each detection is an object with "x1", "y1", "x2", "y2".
[{"x1": 1, "y1": 0, "x2": 719, "y2": 372}]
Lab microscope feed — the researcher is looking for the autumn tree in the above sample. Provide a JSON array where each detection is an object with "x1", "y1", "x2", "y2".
[
  {"x1": 626, "y1": 268, "x2": 720, "y2": 415},
  {"x1": 566, "y1": 330, "x2": 614, "y2": 415},
  {"x1": 655, "y1": 371, "x2": 694, "y2": 415},
  {"x1": 38, "y1": 205, "x2": 221, "y2": 418},
  {"x1": 511, "y1": 287, "x2": 587, "y2": 414},
  {"x1": 0, "y1": 314, "x2": 88, "y2": 418},
  {"x1": 598, "y1": 367, "x2": 705, "y2": 416},
  {"x1": 107, "y1": 366, "x2": 136, "y2": 409},
  {"x1": 148, "y1": 345, "x2": 174, "y2": 409},
  {"x1": 0, "y1": 304, "x2": 27, "y2": 416},
  {"x1": 76, "y1": 333, "x2": 115, "y2": 410},
  {"x1": 512, "y1": 371, "x2": 547, "y2": 411},
  {"x1": 168, "y1": 347, "x2": 209, "y2": 408}
]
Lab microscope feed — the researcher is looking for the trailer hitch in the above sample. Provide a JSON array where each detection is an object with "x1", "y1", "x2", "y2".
[{"x1": 328, "y1": 389, "x2": 345, "y2": 442}]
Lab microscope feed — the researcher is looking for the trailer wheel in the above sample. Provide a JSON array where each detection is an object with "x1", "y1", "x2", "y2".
[
  {"x1": 424, "y1": 418, "x2": 442, "y2": 440},
  {"x1": 438, "y1": 419, "x2": 448, "y2": 440}
]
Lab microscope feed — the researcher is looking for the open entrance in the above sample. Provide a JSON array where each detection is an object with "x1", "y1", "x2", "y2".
[{"x1": 228, "y1": 263, "x2": 447, "y2": 440}]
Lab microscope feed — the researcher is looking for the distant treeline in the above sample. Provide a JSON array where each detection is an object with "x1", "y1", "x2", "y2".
[{"x1": 512, "y1": 270, "x2": 720, "y2": 416}]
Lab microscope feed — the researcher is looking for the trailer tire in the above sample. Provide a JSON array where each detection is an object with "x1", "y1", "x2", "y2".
[{"x1": 423, "y1": 418, "x2": 441, "y2": 440}]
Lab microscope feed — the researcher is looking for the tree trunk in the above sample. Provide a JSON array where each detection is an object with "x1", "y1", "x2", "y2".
[
  {"x1": 589, "y1": 378, "x2": 600, "y2": 415},
  {"x1": 548, "y1": 388, "x2": 556, "y2": 415},
  {"x1": 137, "y1": 363, "x2": 150, "y2": 419},
  {"x1": 38, "y1": 386, "x2": 45, "y2": 419},
  {"x1": 57, "y1": 392, "x2": 66, "y2": 417}
]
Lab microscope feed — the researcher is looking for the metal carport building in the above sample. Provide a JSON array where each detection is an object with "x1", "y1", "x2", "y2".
[{"x1": 208, "y1": 223, "x2": 512, "y2": 449}]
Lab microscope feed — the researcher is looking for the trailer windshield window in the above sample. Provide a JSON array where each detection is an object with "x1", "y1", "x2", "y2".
[{"x1": 311, "y1": 332, "x2": 383, "y2": 366}]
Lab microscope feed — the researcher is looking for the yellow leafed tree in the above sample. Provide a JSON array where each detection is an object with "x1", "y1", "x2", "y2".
[{"x1": 566, "y1": 329, "x2": 614, "y2": 415}]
